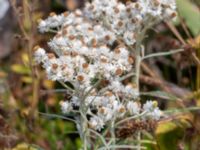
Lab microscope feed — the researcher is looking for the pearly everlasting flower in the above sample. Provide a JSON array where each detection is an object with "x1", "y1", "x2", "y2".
[
  {"x1": 98, "y1": 107, "x2": 114, "y2": 121},
  {"x1": 33, "y1": 46, "x2": 47, "y2": 63},
  {"x1": 89, "y1": 116, "x2": 105, "y2": 131},
  {"x1": 124, "y1": 84, "x2": 139, "y2": 98},
  {"x1": 150, "y1": 107, "x2": 162, "y2": 120},
  {"x1": 60, "y1": 101, "x2": 72, "y2": 114},
  {"x1": 143, "y1": 100, "x2": 156, "y2": 112},
  {"x1": 127, "y1": 101, "x2": 140, "y2": 115},
  {"x1": 143, "y1": 100, "x2": 162, "y2": 120},
  {"x1": 71, "y1": 96, "x2": 80, "y2": 106}
]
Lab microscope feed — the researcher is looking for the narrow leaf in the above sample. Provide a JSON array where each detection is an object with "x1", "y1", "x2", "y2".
[{"x1": 140, "y1": 91, "x2": 179, "y2": 101}]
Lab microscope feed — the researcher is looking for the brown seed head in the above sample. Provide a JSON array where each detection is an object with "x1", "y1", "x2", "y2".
[
  {"x1": 71, "y1": 51, "x2": 78, "y2": 57},
  {"x1": 153, "y1": 0, "x2": 160, "y2": 7},
  {"x1": 68, "y1": 35, "x2": 76, "y2": 40},
  {"x1": 126, "y1": 7, "x2": 131, "y2": 13},
  {"x1": 105, "y1": 35, "x2": 111, "y2": 41},
  {"x1": 119, "y1": 107, "x2": 126, "y2": 113},
  {"x1": 91, "y1": 38, "x2": 97, "y2": 47},
  {"x1": 62, "y1": 30, "x2": 68, "y2": 35},
  {"x1": 82, "y1": 63, "x2": 89, "y2": 69},
  {"x1": 77, "y1": 75, "x2": 84, "y2": 82},
  {"x1": 52, "y1": 64, "x2": 58, "y2": 70},
  {"x1": 117, "y1": 21, "x2": 124, "y2": 27},
  {"x1": 135, "y1": 3, "x2": 140, "y2": 9},
  {"x1": 114, "y1": 7, "x2": 120, "y2": 14},
  {"x1": 61, "y1": 64, "x2": 67, "y2": 70},
  {"x1": 115, "y1": 48, "x2": 121, "y2": 54},
  {"x1": 115, "y1": 68, "x2": 123, "y2": 76},
  {"x1": 105, "y1": 91, "x2": 113, "y2": 97},
  {"x1": 99, "y1": 107, "x2": 105, "y2": 114},
  {"x1": 100, "y1": 58, "x2": 108, "y2": 63},
  {"x1": 171, "y1": 12, "x2": 177, "y2": 18}
]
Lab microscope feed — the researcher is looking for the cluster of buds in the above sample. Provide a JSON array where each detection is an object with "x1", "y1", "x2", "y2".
[{"x1": 34, "y1": 0, "x2": 176, "y2": 131}]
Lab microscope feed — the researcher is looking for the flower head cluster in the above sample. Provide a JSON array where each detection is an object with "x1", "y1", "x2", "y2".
[
  {"x1": 35, "y1": 0, "x2": 176, "y2": 131},
  {"x1": 84, "y1": 0, "x2": 176, "y2": 45}
]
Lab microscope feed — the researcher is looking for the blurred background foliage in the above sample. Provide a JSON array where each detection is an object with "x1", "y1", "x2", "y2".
[{"x1": 0, "y1": 0, "x2": 200, "y2": 149}]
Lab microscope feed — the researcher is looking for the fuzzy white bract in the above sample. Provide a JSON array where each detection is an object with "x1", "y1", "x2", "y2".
[{"x1": 35, "y1": 0, "x2": 176, "y2": 131}]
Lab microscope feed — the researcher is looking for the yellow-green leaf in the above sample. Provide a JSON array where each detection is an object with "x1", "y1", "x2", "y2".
[
  {"x1": 21, "y1": 76, "x2": 33, "y2": 84},
  {"x1": 11, "y1": 64, "x2": 31, "y2": 74},
  {"x1": 12, "y1": 143, "x2": 38, "y2": 150},
  {"x1": 176, "y1": 0, "x2": 200, "y2": 36}
]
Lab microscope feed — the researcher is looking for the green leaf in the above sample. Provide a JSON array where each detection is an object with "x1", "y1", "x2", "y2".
[
  {"x1": 156, "y1": 122, "x2": 183, "y2": 150},
  {"x1": 156, "y1": 117, "x2": 192, "y2": 150},
  {"x1": 21, "y1": 76, "x2": 33, "y2": 84},
  {"x1": 11, "y1": 64, "x2": 31, "y2": 75},
  {"x1": 12, "y1": 143, "x2": 43, "y2": 150},
  {"x1": 176, "y1": 0, "x2": 200, "y2": 36},
  {"x1": 140, "y1": 91, "x2": 179, "y2": 101}
]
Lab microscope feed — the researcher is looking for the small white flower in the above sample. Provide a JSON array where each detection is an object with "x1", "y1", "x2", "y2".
[
  {"x1": 109, "y1": 80, "x2": 123, "y2": 93},
  {"x1": 60, "y1": 101, "x2": 72, "y2": 114},
  {"x1": 34, "y1": 47, "x2": 47, "y2": 63},
  {"x1": 127, "y1": 101, "x2": 140, "y2": 115},
  {"x1": 125, "y1": 84, "x2": 139, "y2": 99},
  {"x1": 71, "y1": 96, "x2": 80, "y2": 106},
  {"x1": 38, "y1": 20, "x2": 48, "y2": 33},
  {"x1": 150, "y1": 107, "x2": 162, "y2": 120},
  {"x1": 143, "y1": 101, "x2": 155, "y2": 112},
  {"x1": 123, "y1": 31, "x2": 136, "y2": 45},
  {"x1": 89, "y1": 116, "x2": 105, "y2": 131},
  {"x1": 98, "y1": 107, "x2": 114, "y2": 121}
]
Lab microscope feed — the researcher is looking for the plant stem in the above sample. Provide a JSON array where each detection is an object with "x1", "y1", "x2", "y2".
[
  {"x1": 115, "y1": 111, "x2": 147, "y2": 127},
  {"x1": 111, "y1": 119, "x2": 116, "y2": 150},
  {"x1": 84, "y1": 131, "x2": 88, "y2": 150},
  {"x1": 142, "y1": 49, "x2": 184, "y2": 60},
  {"x1": 79, "y1": 113, "x2": 89, "y2": 150},
  {"x1": 133, "y1": 56, "x2": 141, "y2": 91},
  {"x1": 137, "y1": 132, "x2": 141, "y2": 150},
  {"x1": 79, "y1": 96, "x2": 89, "y2": 150}
]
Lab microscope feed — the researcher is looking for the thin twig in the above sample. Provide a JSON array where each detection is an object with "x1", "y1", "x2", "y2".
[
  {"x1": 39, "y1": 112, "x2": 77, "y2": 123},
  {"x1": 142, "y1": 49, "x2": 184, "y2": 60},
  {"x1": 115, "y1": 111, "x2": 147, "y2": 127},
  {"x1": 59, "y1": 81, "x2": 74, "y2": 93},
  {"x1": 165, "y1": 21, "x2": 186, "y2": 45},
  {"x1": 89, "y1": 129, "x2": 109, "y2": 149},
  {"x1": 40, "y1": 89, "x2": 68, "y2": 94},
  {"x1": 119, "y1": 72, "x2": 136, "y2": 81}
]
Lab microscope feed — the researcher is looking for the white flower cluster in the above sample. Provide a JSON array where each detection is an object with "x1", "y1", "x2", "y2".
[
  {"x1": 84, "y1": 0, "x2": 176, "y2": 45},
  {"x1": 35, "y1": 0, "x2": 176, "y2": 131}
]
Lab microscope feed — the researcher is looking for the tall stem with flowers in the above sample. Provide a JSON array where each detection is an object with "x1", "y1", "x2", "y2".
[{"x1": 34, "y1": 0, "x2": 181, "y2": 149}]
